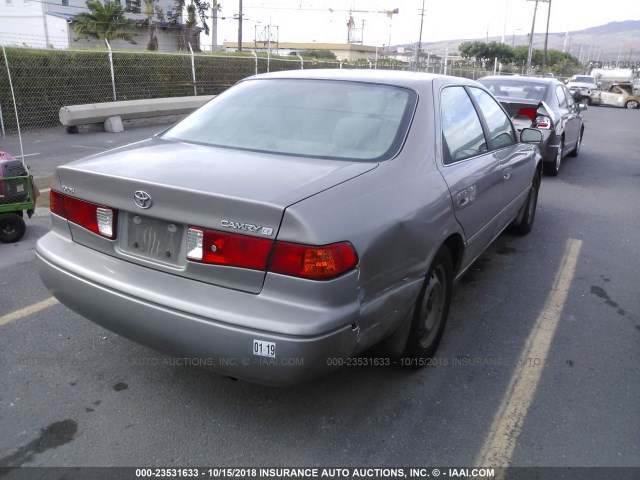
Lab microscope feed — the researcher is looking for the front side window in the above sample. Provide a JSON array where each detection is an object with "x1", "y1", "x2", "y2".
[
  {"x1": 440, "y1": 86, "x2": 487, "y2": 165},
  {"x1": 163, "y1": 79, "x2": 416, "y2": 162},
  {"x1": 469, "y1": 87, "x2": 515, "y2": 149}
]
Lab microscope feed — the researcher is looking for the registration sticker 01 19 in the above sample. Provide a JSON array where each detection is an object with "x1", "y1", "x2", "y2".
[{"x1": 253, "y1": 339, "x2": 276, "y2": 358}]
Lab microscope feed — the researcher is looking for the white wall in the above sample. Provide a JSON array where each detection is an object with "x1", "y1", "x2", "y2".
[{"x1": 0, "y1": 0, "x2": 48, "y2": 48}]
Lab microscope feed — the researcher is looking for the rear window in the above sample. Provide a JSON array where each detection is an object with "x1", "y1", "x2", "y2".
[
  {"x1": 479, "y1": 79, "x2": 548, "y2": 101},
  {"x1": 162, "y1": 79, "x2": 417, "y2": 162},
  {"x1": 573, "y1": 76, "x2": 595, "y2": 83}
]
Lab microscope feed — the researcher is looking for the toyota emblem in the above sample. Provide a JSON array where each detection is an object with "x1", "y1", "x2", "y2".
[{"x1": 134, "y1": 190, "x2": 152, "y2": 209}]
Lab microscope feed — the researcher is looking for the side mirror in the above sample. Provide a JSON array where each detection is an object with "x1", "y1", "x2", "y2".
[
  {"x1": 577, "y1": 103, "x2": 588, "y2": 111},
  {"x1": 520, "y1": 128, "x2": 543, "y2": 144}
]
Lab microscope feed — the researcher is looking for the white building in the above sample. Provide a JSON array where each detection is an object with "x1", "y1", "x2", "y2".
[{"x1": 0, "y1": 0, "x2": 187, "y2": 51}]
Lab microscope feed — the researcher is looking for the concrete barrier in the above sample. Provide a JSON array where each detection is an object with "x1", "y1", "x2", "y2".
[{"x1": 59, "y1": 95, "x2": 215, "y2": 133}]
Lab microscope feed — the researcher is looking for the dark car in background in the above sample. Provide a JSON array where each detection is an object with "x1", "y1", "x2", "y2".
[{"x1": 479, "y1": 76, "x2": 587, "y2": 176}]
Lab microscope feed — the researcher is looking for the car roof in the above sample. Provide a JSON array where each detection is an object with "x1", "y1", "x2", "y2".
[
  {"x1": 246, "y1": 68, "x2": 478, "y2": 89},
  {"x1": 478, "y1": 75, "x2": 560, "y2": 85}
]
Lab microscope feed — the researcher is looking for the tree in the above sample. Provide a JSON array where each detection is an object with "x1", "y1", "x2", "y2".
[
  {"x1": 303, "y1": 49, "x2": 337, "y2": 60},
  {"x1": 169, "y1": 0, "x2": 210, "y2": 35},
  {"x1": 73, "y1": 0, "x2": 137, "y2": 44},
  {"x1": 140, "y1": 0, "x2": 166, "y2": 51},
  {"x1": 459, "y1": 41, "x2": 513, "y2": 64}
]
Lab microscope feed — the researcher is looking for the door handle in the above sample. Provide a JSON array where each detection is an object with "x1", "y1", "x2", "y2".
[{"x1": 457, "y1": 191, "x2": 470, "y2": 207}]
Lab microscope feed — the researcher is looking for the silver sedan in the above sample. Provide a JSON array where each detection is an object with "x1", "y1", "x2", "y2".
[{"x1": 37, "y1": 70, "x2": 543, "y2": 385}]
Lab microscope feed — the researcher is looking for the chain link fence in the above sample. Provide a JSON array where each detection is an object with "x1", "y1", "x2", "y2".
[{"x1": 0, "y1": 46, "x2": 496, "y2": 134}]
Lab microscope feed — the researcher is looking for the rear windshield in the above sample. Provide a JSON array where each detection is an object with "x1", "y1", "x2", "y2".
[
  {"x1": 572, "y1": 76, "x2": 595, "y2": 83},
  {"x1": 162, "y1": 79, "x2": 416, "y2": 162},
  {"x1": 479, "y1": 79, "x2": 549, "y2": 101}
]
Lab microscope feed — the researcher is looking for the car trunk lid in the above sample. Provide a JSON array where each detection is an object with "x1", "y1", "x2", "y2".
[
  {"x1": 55, "y1": 138, "x2": 377, "y2": 293},
  {"x1": 495, "y1": 97, "x2": 552, "y2": 130}
]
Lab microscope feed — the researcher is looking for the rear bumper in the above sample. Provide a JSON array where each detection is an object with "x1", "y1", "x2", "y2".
[{"x1": 36, "y1": 232, "x2": 360, "y2": 386}]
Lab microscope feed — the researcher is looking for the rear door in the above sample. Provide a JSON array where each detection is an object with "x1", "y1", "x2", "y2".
[
  {"x1": 467, "y1": 87, "x2": 533, "y2": 227},
  {"x1": 435, "y1": 84, "x2": 503, "y2": 264},
  {"x1": 555, "y1": 85, "x2": 579, "y2": 150}
]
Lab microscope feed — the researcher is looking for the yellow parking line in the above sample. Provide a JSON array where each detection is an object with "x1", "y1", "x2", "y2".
[
  {"x1": 0, "y1": 297, "x2": 59, "y2": 327},
  {"x1": 476, "y1": 238, "x2": 583, "y2": 469}
]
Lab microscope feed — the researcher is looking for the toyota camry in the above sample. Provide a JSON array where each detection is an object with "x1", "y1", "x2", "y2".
[{"x1": 37, "y1": 70, "x2": 543, "y2": 385}]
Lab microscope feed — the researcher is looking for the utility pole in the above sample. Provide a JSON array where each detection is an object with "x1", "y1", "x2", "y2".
[
  {"x1": 238, "y1": 0, "x2": 243, "y2": 51},
  {"x1": 502, "y1": 0, "x2": 508, "y2": 43},
  {"x1": 414, "y1": 0, "x2": 425, "y2": 72},
  {"x1": 211, "y1": 1, "x2": 219, "y2": 52},
  {"x1": 542, "y1": 0, "x2": 551, "y2": 69},
  {"x1": 526, "y1": 0, "x2": 549, "y2": 75}
]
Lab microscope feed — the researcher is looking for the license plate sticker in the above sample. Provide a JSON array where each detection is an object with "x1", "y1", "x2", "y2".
[
  {"x1": 16, "y1": 184, "x2": 24, "y2": 192},
  {"x1": 253, "y1": 339, "x2": 276, "y2": 358}
]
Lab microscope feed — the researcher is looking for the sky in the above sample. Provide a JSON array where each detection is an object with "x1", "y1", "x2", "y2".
[{"x1": 208, "y1": 0, "x2": 640, "y2": 49}]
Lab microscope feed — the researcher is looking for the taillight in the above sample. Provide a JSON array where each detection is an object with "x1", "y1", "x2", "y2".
[
  {"x1": 534, "y1": 115, "x2": 553, "y2": 130},
  {"x1": 50, "y1": 190, "x2": 66, "y2": 217},
  {"x1": 50, "y1": 190, "x2": 117, "y2": 239},
  {"x1": 516, "y1": 107, "x2": 538, "y2": 121},
  {"x1": 185, "y1": 226, "x2": 358, "y2": 280},
  {"x1": 270, "y1": 241, "x2": 358, "y2": 280},
  {"x1": 186, "y1": 227, "x2": 273, "y2": 270}
]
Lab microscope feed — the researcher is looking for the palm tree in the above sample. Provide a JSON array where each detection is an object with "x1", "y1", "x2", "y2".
[
  {"x1": 73, "y1": 0, "x2": 137, "y2": 44},
  {"x1": 142, "y1": 0, "x2": 158, "y2": 50}
]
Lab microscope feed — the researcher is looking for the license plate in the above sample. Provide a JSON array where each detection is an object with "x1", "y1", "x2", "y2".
[
  {"x1": 253, "y1": 340, "x2": 276, "y2": 358},
  {"x1": 123, "y1": 214, "x2": 183, "y2": 264}
]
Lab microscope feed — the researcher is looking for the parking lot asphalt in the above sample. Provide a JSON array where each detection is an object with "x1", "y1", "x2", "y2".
[{"x1": 0, "y1": 106, "x2": 639, "y2": 470}]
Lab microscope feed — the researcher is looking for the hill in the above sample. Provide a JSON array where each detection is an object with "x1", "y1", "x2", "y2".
[{"x1": 394, "y1": 20, "x2": 640, "y2": 63}]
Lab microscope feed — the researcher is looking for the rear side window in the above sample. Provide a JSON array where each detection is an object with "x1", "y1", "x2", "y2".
[
  {"x1": 440, "y1": 86, "x2": 487, "y2": 165},
  {"x1": 469, "y1": 87, "x2": 515, "y2": 149},
  {"x1": 555, "y1": 86, "x2": 567, "y2": 107}
]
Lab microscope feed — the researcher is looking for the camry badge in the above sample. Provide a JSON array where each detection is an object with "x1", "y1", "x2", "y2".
[{"x1": 134, "y1": 190, "x2": 152, "y2": 209}]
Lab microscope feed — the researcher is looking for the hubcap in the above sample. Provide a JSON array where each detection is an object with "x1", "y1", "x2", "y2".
[
  {"x1": 2, "y1": 224, "x2": 16, "y2": 236},
  {"x1": 628, "y1": 101, "x2": 638, "y2": 109},
  {"x1": 419, "y1": 265, "x2": 446, "y2": 348}
]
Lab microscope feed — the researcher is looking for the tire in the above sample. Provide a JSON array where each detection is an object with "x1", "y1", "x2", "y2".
[
  {"x1": 66, "y1": 126, "x2": 79, "y2": 134},
  {"x1": 510, "y1": 169, "x2": 541, "y2": 235},
  {"x1": 581, "y1": 96, "x2": 591, "y2": 106},
  {"x1": 0, "y1": 213, "x2": 26, "y2": 243},
  {"x1": 625, "y1": 100, "x2": 639, "y2": 109},
  {"x1": 402, "y1": 246, "x2": 453, "y2": 363},
  {"x1": 568, "y1": 129, "x2": 583, "y2": 157},
  {"x1": 544, "y1": 137, "x2": 563, "y2": 176}
]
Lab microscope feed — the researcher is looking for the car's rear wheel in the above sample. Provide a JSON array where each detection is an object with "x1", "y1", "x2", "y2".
[
  {"x1": 568, "y1": 129, "x2": 583, "y2": 157},
  {"x1": 625, "y1": 100, "x2": 639, "y2": 109},
  {"x1": 402, "y1": 246, "x2": 453, "y2": 364},
  {"x1": 510, "y1": 169, "x2": 541, "y2": 235},
  {"x1": 0, "y1": 213, "x2": 26, "y2": 243},
  {"x1": 544, "y1": 137, "x2": 563, "y2": 176}
]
